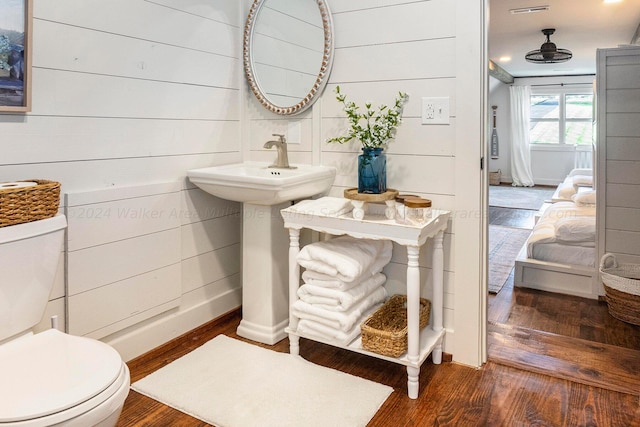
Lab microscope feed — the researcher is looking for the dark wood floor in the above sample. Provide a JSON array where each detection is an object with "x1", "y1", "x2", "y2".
[
  {"x1": 489, "y1": 270, "x2": 640, "y2": 351},
  {"x1": 487, "y1": 203, "x2": 640, "y2": 397},
  {"x1": 117, "y1": 309, "x2": 640, "y2": 427}
]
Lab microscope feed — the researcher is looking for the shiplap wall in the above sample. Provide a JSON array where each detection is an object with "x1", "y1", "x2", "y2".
[
  {"x1": 597, "y1": 46, "x2": 640, "y2": 266},
  {"x1": 0, "y1": 0, "x2": 243, "y2": 360},
  {"x1": 245, "y1": 0, "x2": 485, "y2": 366},
  {"x1": 65, "y1": 183, "x2": 183, "y2": 340}
]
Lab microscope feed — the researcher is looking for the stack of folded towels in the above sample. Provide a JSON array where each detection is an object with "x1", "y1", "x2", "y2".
[{"x1": 292, "y1": 235, "x2": 392, "y2": 345}]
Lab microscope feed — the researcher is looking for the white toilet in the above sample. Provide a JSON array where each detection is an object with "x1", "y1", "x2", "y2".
[{"x1": 0, "y1": 214, "x2": 130, "y2": 426}]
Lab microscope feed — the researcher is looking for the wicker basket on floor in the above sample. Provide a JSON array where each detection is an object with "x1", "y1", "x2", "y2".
[
  {"x1": 489, "y1": 170, "x2": 501, "y2": 186},
  {"x1": 0, "y1": 180, "x2": 61, "y2": 227},
  {"x1": 361, "y1": 294, "x2": 431, "y2": 358},
  {"x1": 600, "y1": 253, "x2": 640, "y2": 326}
]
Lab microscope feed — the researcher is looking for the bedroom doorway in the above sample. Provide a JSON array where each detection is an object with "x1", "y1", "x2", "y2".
[{"x1": 485, "y1": 0, "x2": 640, "y2": 396}]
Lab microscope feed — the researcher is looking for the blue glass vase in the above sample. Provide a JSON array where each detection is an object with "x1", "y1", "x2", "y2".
[{"x1": 358, "y1": 147, "x2": 387, "y2": 194}]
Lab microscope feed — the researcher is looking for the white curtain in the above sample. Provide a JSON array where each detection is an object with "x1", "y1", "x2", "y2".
[{"x1": 509, "y1": 85, "x2": 535, "y2": 187}]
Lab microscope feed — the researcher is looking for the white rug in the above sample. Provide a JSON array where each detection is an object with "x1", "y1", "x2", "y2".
[
  {"x1": 489, "y1": 185, "x2": 555, "y2": 210},
  {"x1": 131, "y1": 335, "x2": 393, "y2": 427}
]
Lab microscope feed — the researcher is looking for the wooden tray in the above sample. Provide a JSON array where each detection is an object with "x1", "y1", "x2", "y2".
[{"x1": 343, "y1": 188, "x2": 398, "y2": 202}]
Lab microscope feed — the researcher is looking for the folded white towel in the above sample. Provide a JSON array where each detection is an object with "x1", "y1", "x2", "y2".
[
  {"x1": 297, "y1": 320, "x2": 362, "y2": 346},
  {"x1": 291, "y1": 286, "x2": 387, "y2": 332},
  {"x1": 296, "y1": 303, "x2": 381, "y2": 345},
  {"x1": 298, "y1": 273, "x2": 386, "y2": 311},
  {"x1": 297, "y1": 236, "x2": 392, "y2": 283},
  {"x1": 301, "y1": 251, "x2": 391, "y2": 290},
  {"x1": 288, "y1": 197, "x2": 353, "y2": 217}
]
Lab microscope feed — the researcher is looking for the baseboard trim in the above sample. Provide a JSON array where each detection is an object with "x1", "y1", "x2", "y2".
[{"x1": 105, "y1": 288, "x2": 242, "y2": 361}]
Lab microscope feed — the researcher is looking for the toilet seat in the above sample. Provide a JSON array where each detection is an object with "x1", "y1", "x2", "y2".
[{"x1": 0, "y1": 329, "x2": 128, "y2": 425}]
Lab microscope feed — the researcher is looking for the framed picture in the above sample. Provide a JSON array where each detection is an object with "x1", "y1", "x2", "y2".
[{"x1": 0, "y1": 0, "x2": 32, "y2": 112}]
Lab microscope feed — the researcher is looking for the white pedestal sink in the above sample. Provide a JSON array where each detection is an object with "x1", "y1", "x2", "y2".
[{"x1": 187, "y1": 162, "x2": 336, "y2": 344}]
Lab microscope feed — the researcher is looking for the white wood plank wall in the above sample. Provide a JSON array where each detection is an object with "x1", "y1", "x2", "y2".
[
  {"x1": 66, "y1": 183, "x2": 183, "y2": 339},
  {"x1": 598, "y1": 46, "x2": 640, "y2": 265},
  {"x1": 65, "y1": 182, "x2": 242, "y2": 359},
  {"x1": 0, "y1": 0, "x2": 244, "y2": 359}
]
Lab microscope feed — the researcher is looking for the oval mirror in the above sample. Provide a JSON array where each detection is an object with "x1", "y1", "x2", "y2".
[{"x1": 244, "y1": 0, "x2": 334, "y2": 115}]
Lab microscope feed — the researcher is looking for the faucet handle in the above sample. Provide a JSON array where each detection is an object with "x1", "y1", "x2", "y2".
[{"x1": 272, "y1": 133, "x2": 286, "y2": 143}]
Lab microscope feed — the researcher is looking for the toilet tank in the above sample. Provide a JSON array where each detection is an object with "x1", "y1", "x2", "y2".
[{"x1": 0, "y1": 215, "x2": 66, "y2": 342}]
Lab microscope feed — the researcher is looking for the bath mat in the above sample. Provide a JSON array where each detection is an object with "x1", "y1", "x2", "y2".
[
  {"x1": 131, "y1": 335, "x2": 393, "y2": 427},
  {"x1": 489, "y1": 225, "x2": 531, "y2": 294}
]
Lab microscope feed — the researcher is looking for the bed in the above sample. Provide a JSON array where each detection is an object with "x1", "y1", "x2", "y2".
[{"x1": 514, "y1": 192, "x2": 602, "y2": 299}]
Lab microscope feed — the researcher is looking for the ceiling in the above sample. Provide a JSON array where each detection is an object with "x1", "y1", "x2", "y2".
[{"x1": 489, "y1": 0, "x2": 640, "y2": 78}]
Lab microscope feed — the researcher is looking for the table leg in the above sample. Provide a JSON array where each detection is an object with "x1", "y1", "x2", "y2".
[
  {"x1": 288, "y1": 227, "x2": 301, "y2": 356},
  {"x1": 407, "y1": 366, "x2": 420, "y2": 399},
  {"x1": 432, "y1": 230, "x2": 444, "y2": 364},
  {"x1": 406, "y1": 245, "x2": 421, "y2": 399}
]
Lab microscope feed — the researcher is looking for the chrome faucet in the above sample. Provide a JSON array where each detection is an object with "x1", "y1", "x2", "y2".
[{"x1": 263, "y1": 133, "x2": 296, "y2": 169}]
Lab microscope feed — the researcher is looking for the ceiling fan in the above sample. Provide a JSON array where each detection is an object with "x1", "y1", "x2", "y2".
[{"x1": 525, "y1": 28, "x2": 573, "y2": 64}]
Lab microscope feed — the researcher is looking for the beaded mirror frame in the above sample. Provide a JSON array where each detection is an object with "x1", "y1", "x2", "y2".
[{"x1": 243, "y1": 0, "x2": 334, "y2": 115}]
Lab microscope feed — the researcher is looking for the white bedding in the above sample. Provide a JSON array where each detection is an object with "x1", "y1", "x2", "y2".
[
  {"x1": 550, "y1": 171, "x2": 594, "y2": 203},
  {"x1": 526, "y1": 201, "x2": 596, "y2": 267},
  {"x1": 529, "y1": 243, "x2": 595, "y2": 267}
]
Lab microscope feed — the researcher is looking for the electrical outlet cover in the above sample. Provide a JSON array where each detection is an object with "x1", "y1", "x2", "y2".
[{"x1": 421, "y1": 97, "x2": 450, "y2": 125}]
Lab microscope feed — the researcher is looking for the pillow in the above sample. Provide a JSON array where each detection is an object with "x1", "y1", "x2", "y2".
[
  {"x1": 568, "y1": 168, "x2": 592, "y2": 177},
  {"x1": 555, "y1": 216, "x2": 596, "y2": 243},
  {"x1": 571, "y1": 175, "x2": 593, "y2": 187},
  {"x1": 572, "y1": 190, "x2": 596, "y2": 206},
  {"x1": 553, "y1": 182, "x2": 577, "y2": 202}
]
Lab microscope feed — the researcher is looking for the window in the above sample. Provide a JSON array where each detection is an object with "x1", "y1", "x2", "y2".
[{"x1": 529, "y1": 93, "x2": 593, "y2": 145}]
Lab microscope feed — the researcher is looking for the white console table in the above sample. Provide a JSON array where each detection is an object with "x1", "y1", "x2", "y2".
[{"x1": 281, "y1": 204, "x2": 450, "y2": 399}]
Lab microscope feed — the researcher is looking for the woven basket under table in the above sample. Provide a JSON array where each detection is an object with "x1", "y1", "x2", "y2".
[
  {"x1": 0, "y1": 180, "x2": 61, "y2": 227},
  {"x1": 600, "y1": 253, "x2": 640, "y2": 326},
  {"x1": 361, "y1": 294, "x2": 431, "y2": 358}
]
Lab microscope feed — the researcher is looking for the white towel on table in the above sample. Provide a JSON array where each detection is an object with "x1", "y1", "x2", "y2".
[
  {"x1": 297, "y1": 273, "x2": 386, "y2": 311},
  {"x1": 301, "y1": 251, "x2": 391, "y2": 290},
  {"x1": 292, "y1": 286, "x2": 387, "y2": 332},
  {"x1": 296, "y1": 304, "x2": 380, "y2": 345},
  {"x1": 297, "y1": 236, "x2": 392, "y2": 283},
  {"x1": 297, "y1": 320, "x2": 362, "y2": 346},
  {"x1": 288, "y1": 197, "x2": 353, "y2": 217}
]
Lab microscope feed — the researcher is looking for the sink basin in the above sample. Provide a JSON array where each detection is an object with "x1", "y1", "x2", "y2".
[{"x1": 187, "y1": 162, "x2": 336, "y2": 205}]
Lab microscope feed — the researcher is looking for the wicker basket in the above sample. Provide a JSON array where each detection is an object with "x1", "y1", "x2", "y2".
[
  {"x1": 361, "y1": 294, "x2": 431, "y2": 357},
  {"x1": 0, "y1": 180, "x2": 61, "y2": 228},
  {"x1": 489, "y1": 170, "x2": 502, "y2": 186},
  {"x1": 600, "y1": 253, "x2": 640, "y2": 326}
]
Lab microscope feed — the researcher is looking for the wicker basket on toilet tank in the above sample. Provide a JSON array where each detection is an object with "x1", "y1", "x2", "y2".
[{"x1": 0, "y1": 180, "x2": 61, "y2": 227}]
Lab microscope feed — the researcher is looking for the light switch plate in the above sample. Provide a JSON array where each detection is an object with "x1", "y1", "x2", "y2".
[
  {"x1": 287, "y1": 121, "x2": 301, "y2": 144},
  {"x1": 421, "y1": 97, "x2": 450, "y2": 125}
]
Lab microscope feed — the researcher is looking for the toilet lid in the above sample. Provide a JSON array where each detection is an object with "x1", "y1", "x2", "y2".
[{"x1": 0, "y1": 329, "x2": 123, "y2": 423}]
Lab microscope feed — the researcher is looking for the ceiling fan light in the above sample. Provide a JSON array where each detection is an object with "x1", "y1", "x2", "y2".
[{"x1": 525, "y1": 28, "x2": 573, "y2": 64}]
